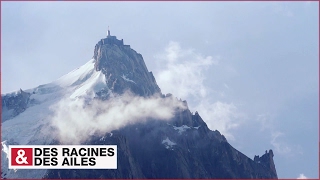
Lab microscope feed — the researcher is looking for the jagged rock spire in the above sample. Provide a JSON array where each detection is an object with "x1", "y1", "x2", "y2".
[{"x1": 93, "y1": 32, "x2": 161, "y2": 97}]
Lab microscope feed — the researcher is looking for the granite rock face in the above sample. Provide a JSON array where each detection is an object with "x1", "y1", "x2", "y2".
[
  {"x1": 1, "y1": 89, "x2": 31, "y2": 122},
  {"x1": 45, "y1": 110, "x2": 277, "y2": 178},
  {"x1": 44, "y1": 34, "x2": 278, "y2": 179},
  {"x1": 93, "y1": 35, "x2": 161, "y2": 97}
]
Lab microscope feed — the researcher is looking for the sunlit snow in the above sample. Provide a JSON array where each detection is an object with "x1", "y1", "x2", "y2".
[{"x1": 1, "y1": 59, "x2": 110, "y2": 178}]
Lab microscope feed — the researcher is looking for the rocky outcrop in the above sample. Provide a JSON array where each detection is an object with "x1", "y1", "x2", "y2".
[
  {"x1": 254, "y1": 150, "x2": 277, "y2": 177},
  {"x1": 1, "y1": 89, "x2": 31, "y2": 122},
  {"x1": 93, "y1": 36, "x2": 161, "y2": 97}
]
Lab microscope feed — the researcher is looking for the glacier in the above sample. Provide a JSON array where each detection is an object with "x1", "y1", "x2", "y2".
[{"x1": 1, "y1": 59, "x2": 109, "y2": 178}]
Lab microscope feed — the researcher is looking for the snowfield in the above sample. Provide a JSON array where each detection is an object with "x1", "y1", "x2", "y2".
[{"x1": 1, "y1": 59, "x2": 109, "y2": 178}]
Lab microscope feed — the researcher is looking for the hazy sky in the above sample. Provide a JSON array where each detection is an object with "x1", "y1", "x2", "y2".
[{"x1": 1, "y1": 2, "x2": 318, "y2": 178}]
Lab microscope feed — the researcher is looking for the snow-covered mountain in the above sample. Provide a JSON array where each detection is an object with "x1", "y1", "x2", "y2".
[
  {"x1": 1, "y1": 32, "x2": 278, "y2": 178},
  {"x1": 1, "y1": 59, "x2": 107, "y2": 177}
]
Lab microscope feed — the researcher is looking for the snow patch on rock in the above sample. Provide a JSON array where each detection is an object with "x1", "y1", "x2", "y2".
[
  {"x1": 121, "y1": 74, "x2": 136, "y2": 84},
  {"x1": 162, "y1": 137, "x2": 176, "y2": 150},
  {"x1": 173, "y1": 125, "x2": 191, "y2": 134}
]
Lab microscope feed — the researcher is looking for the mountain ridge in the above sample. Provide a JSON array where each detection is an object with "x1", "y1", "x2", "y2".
[{"x1": 1, "y1": 32, "x2": 277, "y2": 179}]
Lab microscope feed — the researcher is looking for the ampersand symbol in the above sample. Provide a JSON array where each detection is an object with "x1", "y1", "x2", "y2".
[{"x1": 15, "y1": 149, "x2": 28, "y2": 164}]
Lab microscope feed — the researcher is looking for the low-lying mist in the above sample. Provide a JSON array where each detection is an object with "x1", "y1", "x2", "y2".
[{"x1": 49, "y1": 91, "x2": 186, "y2": 144}]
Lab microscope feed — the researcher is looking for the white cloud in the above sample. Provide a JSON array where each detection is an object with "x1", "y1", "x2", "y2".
[
  {"x1": 155, "y1": 41, "x2": 242, "y2": 140},
  {"x1": 270, "y1": 131, "x2": 292, "y2": 155},
  {"x1": 155, "y1": 41, "x2": 218, "y2": 100},
  {"x1": 255, "y1": 114, "x2": 300, "y2": 156},
  {"x1": 297, "y1": 173, "x2": 308, "y2": 179},
  {"x1": 195, "y1": 101, "x2": 243, "y2": 141},
  {"x1": 256, "y1": 113, "x2": 274, "y2": 131},
  {"x1": 50, "y1": 91, "x2": 186, "y2": 144}
]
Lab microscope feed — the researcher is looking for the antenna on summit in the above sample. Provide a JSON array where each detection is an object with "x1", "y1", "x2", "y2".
[{"x1": 107, "y1": 26, "x2": 110, "y2": 37}]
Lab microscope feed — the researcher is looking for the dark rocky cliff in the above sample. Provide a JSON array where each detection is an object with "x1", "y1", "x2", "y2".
[
  {"x1": 44, "y1": 33, "x2": 278, "y2": 179},
  {"x1": 93, "y1": 35, "x2": 161, "y2": 97},
  {"x1": 1, "y1": 89, "x2": 31, "y2": 122}
]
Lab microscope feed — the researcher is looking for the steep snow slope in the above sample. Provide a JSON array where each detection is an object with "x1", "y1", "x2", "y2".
[{"x1": 1, "y1": 59, "x2": 108, "y2": 178}]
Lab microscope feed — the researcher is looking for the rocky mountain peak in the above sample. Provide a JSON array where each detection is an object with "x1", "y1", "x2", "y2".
[
  {"x1": 2, "y1": 32, "x2": 278, "y2": 179},
  {"x1": 93, "y1": 31, "x2": 161, "y2": 97},
  {"x1": 254, "y1": 150, "x2": 277, "y2": 177}
]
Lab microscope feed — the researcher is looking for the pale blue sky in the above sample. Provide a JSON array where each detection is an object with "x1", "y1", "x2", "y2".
[{"x1": 1, "y1": 2, "x2": 318, "y2": 178}]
